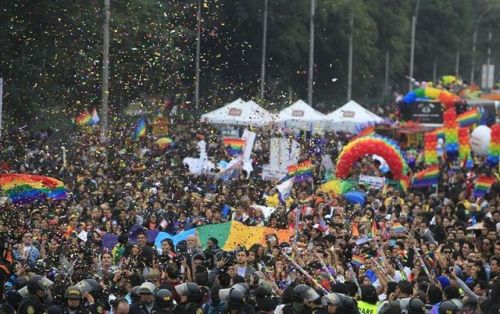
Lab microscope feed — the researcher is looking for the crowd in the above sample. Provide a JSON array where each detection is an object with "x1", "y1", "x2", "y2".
[{"x1": 0, "y1": 113, "x2": 498, "y2": 314}]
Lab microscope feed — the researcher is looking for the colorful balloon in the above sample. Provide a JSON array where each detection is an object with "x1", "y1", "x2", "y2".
[{"x1": 336, "y1": 135, "x2": 408, "y2": 180}]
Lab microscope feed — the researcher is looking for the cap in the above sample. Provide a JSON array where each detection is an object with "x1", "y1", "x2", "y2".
[
  {"x1": 139, "y1": 282, "x2": 156, "y2": 295},
  {"x1": 155, "y1": 289, "x2": 173, "y2": 307}
]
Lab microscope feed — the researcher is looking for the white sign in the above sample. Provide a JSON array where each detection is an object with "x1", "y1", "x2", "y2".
[
  {"x1": 482, "y1": 64, "x2": 495, "y2": 89},
  {"x1": 359, "y1": 175, "x2": 386, "y2": 189}
]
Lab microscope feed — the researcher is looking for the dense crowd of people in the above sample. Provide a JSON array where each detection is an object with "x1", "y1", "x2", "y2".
[{"x1": 0, "y1": 113, "x2": 498, "y2": 314}]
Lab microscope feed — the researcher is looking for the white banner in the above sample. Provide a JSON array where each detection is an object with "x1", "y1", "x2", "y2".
[{"x1": 359, "y1": 175, "x2": 385, "y2": 189}]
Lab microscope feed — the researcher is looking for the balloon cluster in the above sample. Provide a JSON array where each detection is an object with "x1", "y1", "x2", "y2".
[
  {"x1": 487, "y1": 124, "x2": 500, "y2": 166},
  {"x1": 336, "y1": 135, "x2": 408, "y2": 180},
  {"x1": 424, "y1": 133, "x2": 438, "y2": 165},
  {"x1": 401, "y1": 87, "x2": 460, "y2": 109},
  {"x1": 458, "y1": 128, "x2": 471, "y2": 163},
  {"x1": 443, "y1": 109, "x2": 459, "y2": 160}
]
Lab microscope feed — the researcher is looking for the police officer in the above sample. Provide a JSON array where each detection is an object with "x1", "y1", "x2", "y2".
[
  {"x1": 173, "y1": 282, "x2": 203, "y2": 314},
  {"x1": 62, "y1": 285, "x2": 99, "y2": 314},
  {"x1": 316, "y1": 293, "x2": 359, "y2": 314},
  {"x1": 282, "y1": 284, "x2": 321, "y2": 314},
  {"x1": 18, "y1": 275, "x2": 51, "y2": 314},
  {"x1": 153, "y1": 289, "x2": 176, "y2": 314}
]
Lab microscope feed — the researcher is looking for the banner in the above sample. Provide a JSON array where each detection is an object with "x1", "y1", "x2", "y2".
[
  {"x1": 359, "y1": 175, "x2": 386, "y2": 189},
  {"x1": 400, "y1": 100, "x2": 443, "y2": 124}
]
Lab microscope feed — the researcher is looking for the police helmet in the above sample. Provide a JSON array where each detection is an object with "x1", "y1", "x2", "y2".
[
  {"x1": 155, "y1": 289, "x2": 173, "y2": 308},
  {"x1": 65, "y1": 286, "x2": 83, "y2": 300}
]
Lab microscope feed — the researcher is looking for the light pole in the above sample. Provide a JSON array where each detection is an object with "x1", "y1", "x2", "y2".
[
  {"x1": 307, "y1": 0, "x2": 315, "y2": 106},
  {"x1": 260, "y1": 0, "x2": 269, "y2": 99},
  {"x1": 470, "y1": 6, "x2": 500, "y2": 85},
  {"x1": 347, "y1": 11, "x2": 354, "y2": 101},
  {"x1": 408, "y1": 0, "x2": 421, "y2": 91},
  {"x1": 101, "y1": 0, "x2": 110, "y2": 143},
  {"x1": 195, "y1": 0, "x2": 202, "y2": 109}
]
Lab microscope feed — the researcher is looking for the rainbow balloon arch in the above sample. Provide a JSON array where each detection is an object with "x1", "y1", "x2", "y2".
[{"x1": 335, "y1": 135, "x2": 409, "y2": 181}]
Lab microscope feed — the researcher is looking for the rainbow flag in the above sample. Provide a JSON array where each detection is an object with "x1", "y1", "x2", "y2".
[
  {"x1": 473, "y1": 176, "x2": 496, "y2": 197},
  {"x1": 90, "y1": 108, "x2": 100, "y2": 124},
  {"x1": 398, "y1": 176, "x2": 410, "y2": 193},
  {"x1": 352, "y1": 126, "x2": 375, "y2": 140},
  {"x1": 152, "y1": 221, "x2": 293, "y2": 251},
  {"x1": 351, "y1": 255, "x2": 365, "y2": 267},
  {"x1": 0, "y1": 174, "x2": 68, "y2": 204},
  {"x1": 288, "y1": 160, "x2": 313, "y2": 183},
  {"x1": 74, "y1": 110, "x2": 92, "y2": 126},
  {"x1": 223, "y1": 138, "x2": 245, "y2": 156},
  {"x1": 457, "y1": 108, "x2": 480, "y2": 127},
  {"x1": 432, "y1": 127, "x2": 445, "y2": 139},
  {"x1": 390, "y1": 222, "x2": 406, "y2": 234},
  {"x1": 132, "y1": 118, "x2": 147, "y2": 141},
  {"x1": 411, "y1": 165, "x2": 439, "y2": 188}
]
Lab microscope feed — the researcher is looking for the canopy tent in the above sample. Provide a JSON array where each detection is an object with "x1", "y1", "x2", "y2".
[
  {"x1": 200, "y1": 99, "x2": 274, "y2": 127},
  {"x1": 327, "y1": 100, "x2": 384, "y2": 133},
  {"x1": 275, "y1": 100, "x2": 329, "y2": 133}
]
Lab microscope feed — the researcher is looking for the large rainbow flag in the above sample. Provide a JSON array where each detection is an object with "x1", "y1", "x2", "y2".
[
  {"x1": 411, "y1": 165, "x2": 439, "y2": 188},
  {"x1": 473, "y1": 176, "x2": 496, "y2": 197},
  {"x1": 102, "y1": 221, "x2": 294, "y2": 251},
  {"x1": 0, "y1": 174, "x2": 68, "y2": 204},
  {"x1": 288, "y1": 160, "x2": 313, "y2": 183},
  {"x1": 223, "y1": 138, "x2": 245, "y2": 156}
]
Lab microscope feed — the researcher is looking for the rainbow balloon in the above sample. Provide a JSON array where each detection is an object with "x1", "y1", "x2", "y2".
[
  {"x1": 402, "y1": 87, "x2": 460, "y2": 109},
  {"x1": 424, "y1": 133, "x2": 438, "y2": 165},
  {"x1": 336, "y1": 135, "x2": 408, "y2": 180},
  {"x1": 443, "y1": 109, "x2": 459, "y2": 159},
  {"x1": 458, "y1": 127, "x2": 471, "y2": 163},
  {"x1": 487, "y1": 124, "x2": 500, "y2": 166},
  {"x1": 0, "y1": 174, "x2": 68, "y2": 204}
]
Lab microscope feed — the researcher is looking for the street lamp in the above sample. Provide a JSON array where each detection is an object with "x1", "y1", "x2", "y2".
[
  {"x1": 470, "y1": 6, "x2": 500, "y2": 85},
  {"x1": 408, "y1": 0, "x2": 421, "y2": 91}
]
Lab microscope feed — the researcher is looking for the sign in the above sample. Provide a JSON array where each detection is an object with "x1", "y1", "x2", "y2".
[
  {"x1": 343, "y1": 110, "x2": 355, "y2": 118},
  {"x1": 359, "y1": 175, "x2": 386, "y2": 189},
  {"x1": 228, "y1": 108, "x2": 242, "y2": 116},
  {"x1": 292, "y1": 110, "x2": 305, "y2": 117},
  {"x1": 481, "y1": 64, "x2": 495, "y2": 89},
  {"x1": 400, "y1": 100, "x2": 443, "y2": 124}
]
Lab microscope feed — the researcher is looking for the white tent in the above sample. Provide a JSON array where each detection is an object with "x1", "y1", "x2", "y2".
[
  {"x1": 276, "y1": 100, "x2": 329, "y2": 133},
  {"x1": 200, "y1": 98, "x2": 274, "y2": 127},
  {"x1": 327, "y1": 100, "x2": 384, "y2": 132}
]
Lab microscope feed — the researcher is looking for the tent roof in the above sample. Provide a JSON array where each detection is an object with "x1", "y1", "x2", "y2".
[
  {"x1": 200, "y1": 99, "x2": 274, "y2": 127},
  {"x1": 276, "y1": 100, "x2": 327, "y2": 122},
  {"x1": 327, "y1": 100, "x2": 383, "y2": 122}
]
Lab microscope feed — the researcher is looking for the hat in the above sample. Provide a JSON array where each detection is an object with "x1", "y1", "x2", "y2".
[
  {"x1": 436, "y1": 276, "x2": 451, "y2": 289},
  {"x1": 139, "y1": 282, "x2": 156, "y2": 295}
]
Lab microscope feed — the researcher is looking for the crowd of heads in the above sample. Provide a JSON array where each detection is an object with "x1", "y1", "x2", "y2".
[{"x1": 0, "y1": 114, "x2": 498, "y2": 314}]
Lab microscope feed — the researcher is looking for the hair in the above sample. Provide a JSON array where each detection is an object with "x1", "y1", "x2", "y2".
[
  {"x1": 112, "y1": 298, "x2": 129, "y2": 311},
  {"x1": 345, "y1": 281, "x2": 358, "y2": 298},
  {"x1": 427, "y1": 284, "x2": 443, "y2": 305},
  {"x1": 443, "y1": 286, "x2": 461, "y2": 300},
  {"x1": 398, "y1": 280, "x2": 413, "y2": 296},
  {"x1": 361, "y1": 285, "x2": 378, "y2": 304},
  {"x1": 217, "y1": 272, "x2": 231, "y2": 288}
]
